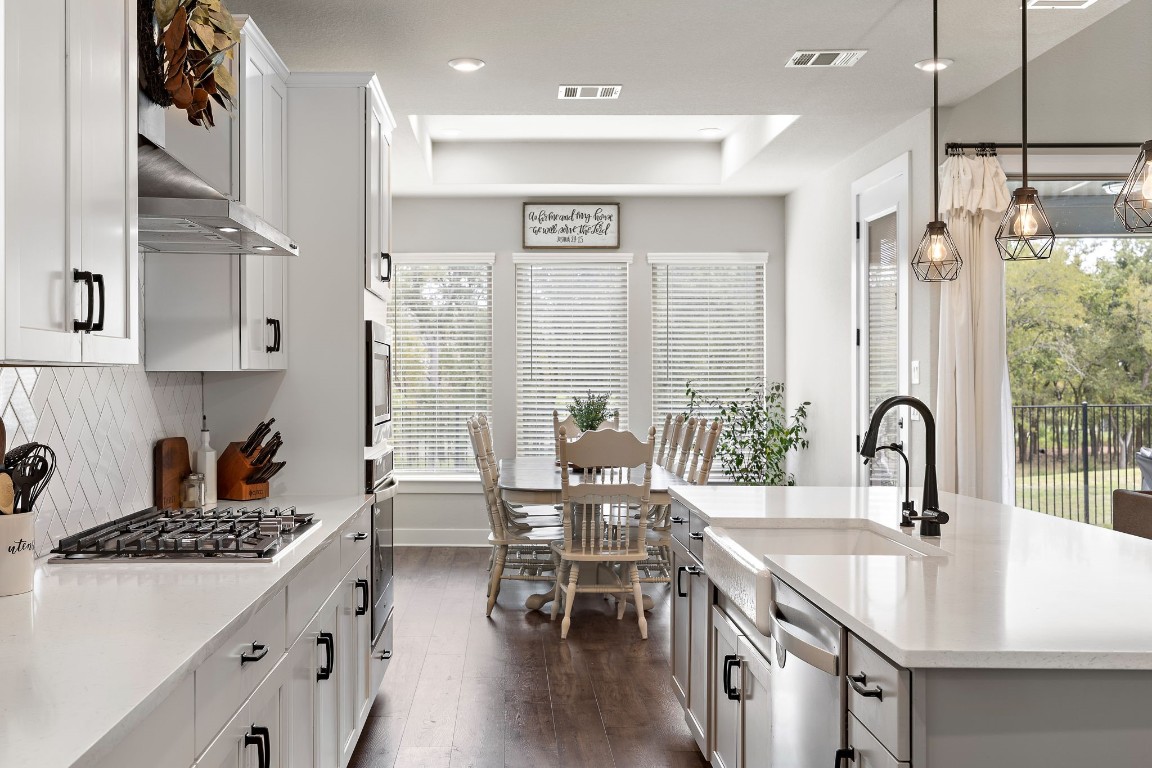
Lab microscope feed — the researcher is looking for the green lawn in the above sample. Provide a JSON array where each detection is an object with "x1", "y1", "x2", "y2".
[{"x1": 1014, "y1": 465, "x2": 1147, "y2": 529}]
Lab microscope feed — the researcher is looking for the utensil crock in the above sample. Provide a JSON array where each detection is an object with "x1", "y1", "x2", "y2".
[{"x1": 0, "y1": 512, "x2": 35, "y2": 596}]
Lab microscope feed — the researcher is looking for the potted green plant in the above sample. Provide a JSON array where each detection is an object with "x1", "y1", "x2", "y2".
[
  {"x1": 569, "y1": 391, "x2": 619, "y2": 432},
  {"x1": 685, "y1": 380, "x2": 810, "y2": 485}
]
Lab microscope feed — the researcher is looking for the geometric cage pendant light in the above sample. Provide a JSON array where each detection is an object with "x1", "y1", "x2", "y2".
[
  {"x1": 1114, "y1": 140, "x2": 1152, "y2": 233},
  {"x1": 912, "y1": 0, "x2": 962, "y2": 282},
  {"x1": 995, "y1": 0, "x2": 1055, "y2": 262}
]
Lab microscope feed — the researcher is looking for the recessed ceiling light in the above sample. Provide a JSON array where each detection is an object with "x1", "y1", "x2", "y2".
[
  {"x1": 440, "y1": 129, "x2": 463, "y2": 138},
  {"x1": 218, "y1": 226, "x2": 239, "y2": 233},
  {"x1": 254, "y1": 245, "x2": 274, "y2": 251},
  {"x1": 448, "y1": 58, "x2": 485, "y2": 73},
  {"x1": 698, "y1": 127, "x2": 723, "y2": 137},
  {"x1": 914, "y1": 58, "x2": 954, "y2": 71},
  {"x1": 1026, "y1": 0, "x2": 1098, "y2": 9}
]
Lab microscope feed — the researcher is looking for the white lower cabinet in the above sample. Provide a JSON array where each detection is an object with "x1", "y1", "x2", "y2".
[
  {"x1": 197, "y1": 653, "x2": 290, "y2": 768},
  {"x1": 670, "y1": 544, "x2": 691, "y2": 706},
  {"x1": 849, "y1": 714, "x2": 909, "y2": 768},
  {"x1": 711, "y1": 607, "x2": 773, "y2": 768},
  {"x1": 686, "y1": 546, "x2": 711, "y2": 754},
  {"x1": 340, "y1": 556, "x2": 373, "y2": 764}
]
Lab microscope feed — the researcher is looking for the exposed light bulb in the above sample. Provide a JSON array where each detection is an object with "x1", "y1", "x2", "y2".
[
  {"x1": 1140, "y1": 161, "x2": 1152, "y2": 201},
  {"x1": 1013, "y1": 203, "x2": 1039, "y2": 237},
  {"x1": 929, "y1": 235, "x2": 948, "y2": 262}
]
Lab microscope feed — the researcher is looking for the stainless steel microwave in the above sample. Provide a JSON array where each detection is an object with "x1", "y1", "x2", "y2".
[{"x1": 367, "y1": 321, "x2": 391, "y2": 448}]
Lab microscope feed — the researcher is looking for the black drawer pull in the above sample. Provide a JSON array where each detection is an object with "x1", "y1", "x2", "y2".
[
  {"x1": 72, "y1": 270, "x2": 94, "y2": 333},
  {"x1": 355, "y1": 578, "x2": 370, "y2": 615},
  {"x1": 722, "y1": 654, "x2": 741, "y2": 701},
  {"x1": 245, "y1": 725, "x2": 270, "y2": 768},
  {"x1": 670, "y1": 516, "x2": 687, "y2": 525},
  {"x1": 240, "y1": 641, "x2": 269, "y2": 666},
  {"x1": 316, "y1": 631, "x2": 335, "y2": 680},
  {"x1": 689, "y1": 532, "x2": 705, "y2": 541},
  {"x1": 351, "y1": 532, "x2": 369, "y2": 541},
  {"x1": 377, "y1": 649, "x2": 393, "y2": 660},
  {"x1": 848, "y1": 672, "x2": 883, "y2": 701},
  {"x1": 835, "y1": 747, "x2": 856, "y2": 766}
]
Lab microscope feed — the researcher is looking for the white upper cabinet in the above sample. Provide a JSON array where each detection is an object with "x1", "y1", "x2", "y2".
[
  {"x1": 365, "y1": 90, "x2": 395, "y2": 303},
  {"x1": 3, "y1": 0, "x2": 139, "y2": 366}
]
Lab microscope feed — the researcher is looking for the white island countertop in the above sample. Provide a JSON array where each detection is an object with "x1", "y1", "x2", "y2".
[
  {"x1": 670, "y1": 485, "x2": 1152, "y2": 670},
  {"x1": 0, "y1": 494, "x2": 371, "y2": 768}
]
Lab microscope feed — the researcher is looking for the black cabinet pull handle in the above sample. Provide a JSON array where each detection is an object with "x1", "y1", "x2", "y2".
[
  {"x1": 91, "y1": 273, "x2": 105, "y2": 332},
  {"x1": 245, "y1": 725, "x2": 270, "y2": 768},
  {"x1": 240, "y1": 641, "x2": 269, "y2": 666},
  {"x1": 834, "y1": 747, "x2": 856, "y2": 766},
  {"x1": 380, "y1": 252, "x2": 392, "y2": 282},
  {"x1": 670, "y1": 516, "x2": 687, "y2": 525},
  {"x1": 351, "y1": 532, "x2": 369, "y2": 541},
  {"x1": 356, "y1": 578, "x2": 370, "y2": 616},
  {"x1": 848, "y1": 672, "x2": 883, "y2": 701},
  {"x1": 689, "y1": 532, "x2": 705, "y2": 541},
  {"x1": 722, "y1": 654, "x2": 741, "y2": 701},
  {"x1": 72, "y1": 270, "x2": 94, "y2": 333},
  {"x1": 377, "y1": 649, "x2": 392, "y2": 660},
  {"x1": 675, "y1": 566, "x2": 689, "y2": 598},
  {"x1": 274, "y1": 319, "x2": 282, "y2": 352},
  {"x1": 316, "y1": 631, "x2": 335, "y2": 680},
  {"x1": 265, "y1": 318, "x2": 281, "y2": 353}
]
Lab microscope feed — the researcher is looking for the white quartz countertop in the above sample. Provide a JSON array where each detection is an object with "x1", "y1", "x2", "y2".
[
  {"x1": 0, "y1": 494, "x2": 371, "y2": 768},
  {"x1": 671, "y1": 484, "x2": 1152, "y2": 670}
]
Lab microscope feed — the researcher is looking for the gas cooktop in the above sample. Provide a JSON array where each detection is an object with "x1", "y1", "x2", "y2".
[{"x1": 49, "y1": 506, "x2": 317, "y2": 562}]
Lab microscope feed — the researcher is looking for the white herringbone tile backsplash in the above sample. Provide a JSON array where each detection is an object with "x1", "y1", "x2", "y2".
[{"x1": 0, "y1": 366, "x2": 201, "y2": 556}]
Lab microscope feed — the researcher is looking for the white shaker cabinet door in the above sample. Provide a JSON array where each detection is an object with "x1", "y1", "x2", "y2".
[
  {"x1": 364, "y1": 94, "x2": 392, "y2": 302},
  {"x1": 262, "y1": 73, "x2": 288, "y2": 232},
  {"x1": 263, "y1": 256, "x2": 288, "y2": 370},
  {"x1": 3, "y1": 0, "x2": 80, "y2": 364},
  {"x1": 311, "y1": 596, "x2": 342, "y2": 768},
  {"x1": 241, "y1": 255, "x2": 269, "y2": 370},
  {"x1": 73, "y1": 0, "x2": 139, "y2": 365},
  {"x1": 248, "y1": 658, "x2": 290, "y2": 768},
  {"x1": 670, "y1": 545, "x2": 690, "y2": 706},
  {"x1": 738, "y1": 636, "x2": 773, "y2": 768},
  {"x1": 711, "y1": 607, "x2": 741, "y2": 768}
]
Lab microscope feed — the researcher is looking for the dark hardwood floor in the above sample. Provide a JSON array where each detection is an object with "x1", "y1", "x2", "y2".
[{"x1": 349, "y1": 546, "x2": 709, "y2": 768}]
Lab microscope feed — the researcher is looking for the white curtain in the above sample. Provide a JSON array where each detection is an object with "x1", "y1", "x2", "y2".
[{"x1": 936, "y1": 154, "x2": 1015, "y2": 503}]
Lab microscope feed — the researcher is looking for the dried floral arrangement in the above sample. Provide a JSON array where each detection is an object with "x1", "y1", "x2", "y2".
[{"x1": 139, "y1": 0, "x2": 240, "y2": 127}]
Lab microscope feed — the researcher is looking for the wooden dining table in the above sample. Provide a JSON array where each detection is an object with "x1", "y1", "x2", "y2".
[{"x1": 497, "y1": 456, "x2": 680, "y2": 611}]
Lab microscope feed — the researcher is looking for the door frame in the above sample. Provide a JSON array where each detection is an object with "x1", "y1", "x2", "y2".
[{"x1": 850, "y1": 153, "x2": 911, "y2": 486}]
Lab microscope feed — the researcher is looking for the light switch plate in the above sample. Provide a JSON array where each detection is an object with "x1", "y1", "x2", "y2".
[{"x1": 911, "y1": 360, "x2": 920, "y2": 385}]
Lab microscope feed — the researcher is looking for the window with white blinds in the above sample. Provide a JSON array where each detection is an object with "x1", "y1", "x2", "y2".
[
  {"x1": 650, "y1": 254, "x2": 768, "y2": 420},
  {"x1": 515, "y1": 257, "x2": 630, "y2": 455},
  {"x1": 392, "y1": 256, "x2": 494, "y2": 474}
]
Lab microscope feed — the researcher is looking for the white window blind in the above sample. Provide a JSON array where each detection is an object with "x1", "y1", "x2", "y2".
[
  {"x1": 650, "y1": 255, "x2": 767, "y2": 420},
  {"x1": 515, "y1": 257, "x2": 630, "y2": 455},
  {"x1": 392, "y1": 257, "x2": 493, "y2": 473}
]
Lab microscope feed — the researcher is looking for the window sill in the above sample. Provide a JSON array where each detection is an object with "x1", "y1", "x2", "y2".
[{"x1": 395, "y1": 473, "x2": 482, "y2": 494}]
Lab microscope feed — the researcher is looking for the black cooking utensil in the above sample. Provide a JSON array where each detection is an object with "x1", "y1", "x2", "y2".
[
  {"x1": 4, "y1": 442, "x2": 39, "y2": 470},
  {"x1": 11, "y1": 445, "x2": 55, "y2": 514}
]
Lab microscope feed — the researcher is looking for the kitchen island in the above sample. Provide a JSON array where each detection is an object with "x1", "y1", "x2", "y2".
[
  {"x1": 0, "y1": 494, "x2": 382, "y2": 768},
  {"x1": 669, "y1": 485, "x2": 1152, "y2": 767}
]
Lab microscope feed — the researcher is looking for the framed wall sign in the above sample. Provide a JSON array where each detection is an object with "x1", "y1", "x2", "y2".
[{"x1": 523, "y1": 203, "x2": 620, "y2": 249}]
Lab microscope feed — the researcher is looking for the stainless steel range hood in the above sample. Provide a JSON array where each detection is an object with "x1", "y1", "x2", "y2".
[{"x1": 137, "y1": 103, "x2": 299, "y2": 257}]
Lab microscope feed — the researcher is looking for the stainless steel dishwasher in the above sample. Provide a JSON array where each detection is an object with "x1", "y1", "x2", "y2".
[{"x1": 767, "y1": 574, "x2": 848, "y2": 767}]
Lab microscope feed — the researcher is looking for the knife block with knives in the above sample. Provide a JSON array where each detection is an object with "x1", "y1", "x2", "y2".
[{"x1": 218, "y1": 420, "x2": 286, "y2": 501}]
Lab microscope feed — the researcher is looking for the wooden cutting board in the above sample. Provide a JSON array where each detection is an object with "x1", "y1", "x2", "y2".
[{"x1": 153, "y1": 437, "x2": 191, "y2": 509}]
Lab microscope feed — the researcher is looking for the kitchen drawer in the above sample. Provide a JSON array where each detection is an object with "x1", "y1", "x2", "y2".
[
  {"x1": 287, "y1": 536, "x2": 342, "y2": 646},
  {"x1": 849, "y1": 713, "x2": 909, "y2": 768},
  {"x1": 195, "y1": 588, "x2": 286, "y2": 756},
  {"x1": 670, "y1": 501, "x2": 691, "y2": 548},
  {"x1": 340, "y1": 501, "x2": 371, "y2": 574},
  {"x1": 371, "y1": 607, "x2": 394, "y2": 691},
  {"x1": 847, "y1": 633, "x2": 911, "y2": 761}
]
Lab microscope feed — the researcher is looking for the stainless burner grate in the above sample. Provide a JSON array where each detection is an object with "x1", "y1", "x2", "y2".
[{"x1": 51, "y1": 506, "x2": 315, "y2": 561}]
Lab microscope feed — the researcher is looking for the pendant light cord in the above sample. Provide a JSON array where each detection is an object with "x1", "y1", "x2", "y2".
[
  {"x1": 932, "y1": 0, "x2": 940, "y2": 222},
  {"x1": 1021, "y1": 0, "x2": 1028, "y2": 186}
]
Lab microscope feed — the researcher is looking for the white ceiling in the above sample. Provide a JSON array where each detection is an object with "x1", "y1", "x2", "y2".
[{"x1": 228, "y1": 0, "x2": 1133, "y2": 197}]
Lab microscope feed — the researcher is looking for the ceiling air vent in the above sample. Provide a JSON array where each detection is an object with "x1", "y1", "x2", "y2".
[
  {"x1": 786, "y1": 50, "x2": 867, "y2": 68},
  {"x1": 557, "y1": 85, "x2": 622, "y2": 100}
]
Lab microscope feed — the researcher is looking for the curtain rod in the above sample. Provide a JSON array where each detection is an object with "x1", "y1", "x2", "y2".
[{"x1": 946, "y1": 141, "x2": 1140, "y2": 152}]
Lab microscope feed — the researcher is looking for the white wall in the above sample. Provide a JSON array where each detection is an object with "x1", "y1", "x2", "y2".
[
  {"x1": 942, "y1": 0, "x2": 1152, "y2": 147},
  {"x1": 391, "y1": 195, "x2": 786, "y2": 545},
  {"x1": 785, "y1": 110, "x2": 939, "y2": 487}
]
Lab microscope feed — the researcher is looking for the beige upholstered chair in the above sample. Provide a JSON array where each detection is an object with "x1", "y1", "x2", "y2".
[
  {"x1": 551, "y1": 426, "x2": 657, "y2": 640},
  {"x1": 1113, "y1": 490, "x2": 1152, "y2": 540},
  {"x1": 468, "y1": 417, "x2": 563, "y2": 616}
]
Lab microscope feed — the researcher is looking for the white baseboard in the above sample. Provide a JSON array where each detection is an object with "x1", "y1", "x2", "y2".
[{"x1": 395, "y1": 527, "x2": 490, "y2": 547}]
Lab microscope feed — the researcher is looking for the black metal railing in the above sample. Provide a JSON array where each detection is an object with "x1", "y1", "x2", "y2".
[{"x1": 1014, "y1": 403, "x2": 1152, "y2": 528}]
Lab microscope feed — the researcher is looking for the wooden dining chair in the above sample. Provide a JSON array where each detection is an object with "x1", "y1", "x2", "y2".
[
  {"x1": 478, "y1": 414, "x2": 559, "y2": 529},
  {"x1": 654, "y1": 413, "x2": 674, "y2": 466},
  {"x1": 662, "y1": 414, "x2": 686, "y2": 471},
  {"x1": 468, "y1": 417, "x2": 563, "y2": 616},
  {"x1": 553, "y1": 409, "x2": 620, "y2": 460},
  {"x1": 551, "y1": 426, "x2": 657, "y2": 640}
]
